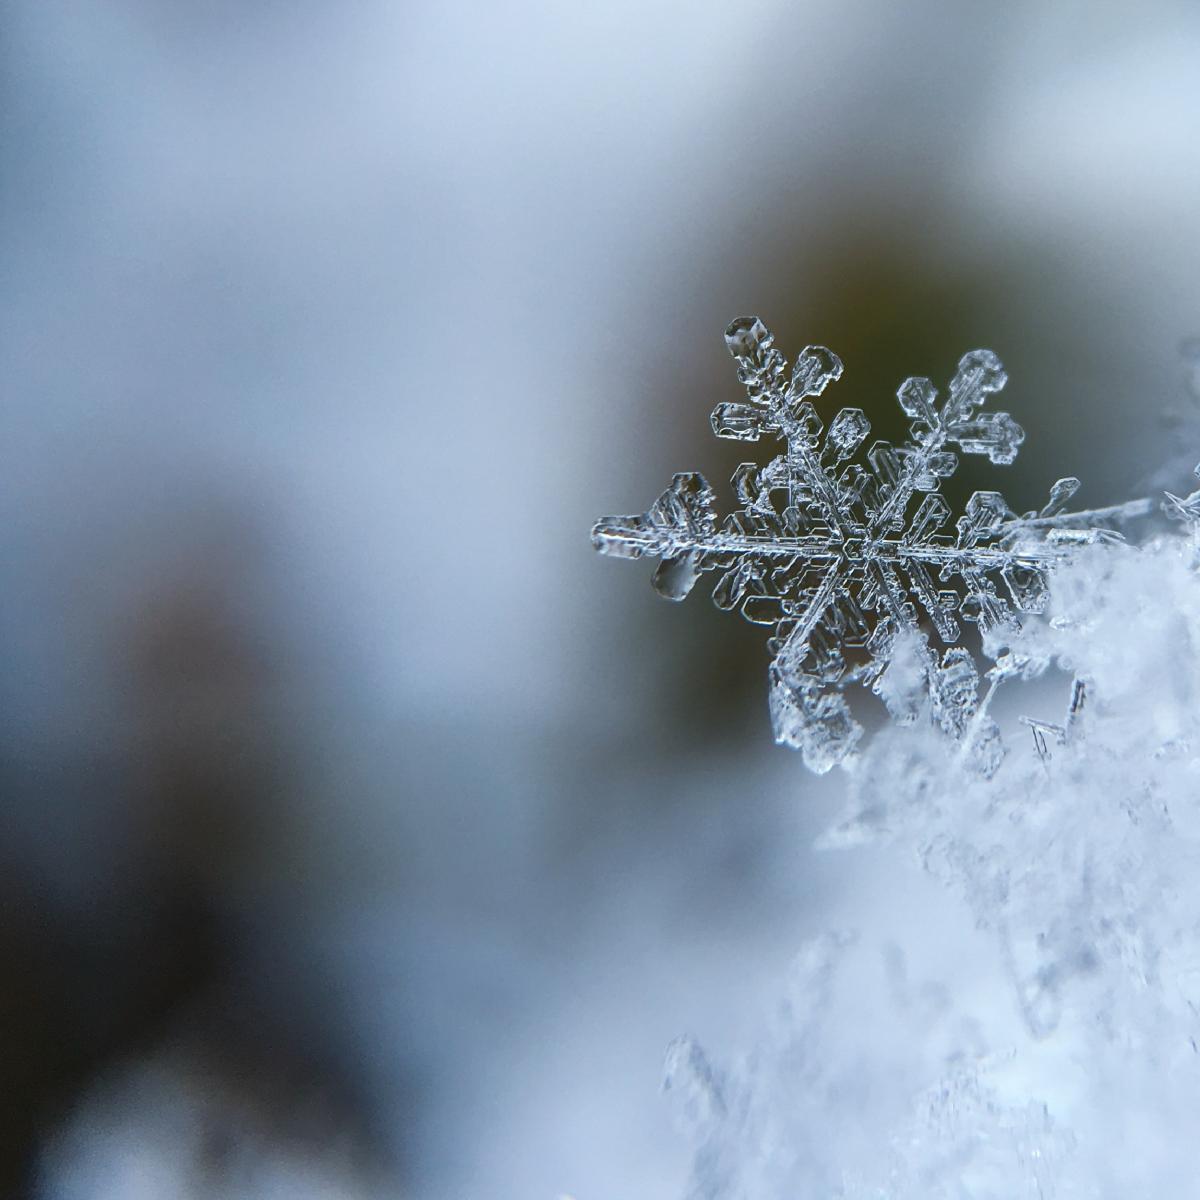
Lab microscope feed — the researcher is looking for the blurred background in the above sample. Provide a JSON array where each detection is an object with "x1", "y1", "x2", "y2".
[{"x1": 3, "y1": 2, "x2": 1200, "y2": 1196}]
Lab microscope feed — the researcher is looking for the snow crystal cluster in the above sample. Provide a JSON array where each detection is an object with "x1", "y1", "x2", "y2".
[
  {"x1": 662, "y1": 530, "x2": 1200, "y2": 1197},
  {"x1": 593, "y1": 317, "x2": 1147, "y2": 774},
  {"x1": 594, "y1": 323, "x2": 1200, "y2": 1195}
]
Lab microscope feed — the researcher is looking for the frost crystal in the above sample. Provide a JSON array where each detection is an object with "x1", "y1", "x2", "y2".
[
  {"x1": 593, "y1": 317, "x2": 1145, "y2": 772},
  {"x1": 661, "y1": 530, "x2": 1200, "y2": 1198},
  {"x1": 1164, "y1": 461, "x2": 1200, "y2": 531}
]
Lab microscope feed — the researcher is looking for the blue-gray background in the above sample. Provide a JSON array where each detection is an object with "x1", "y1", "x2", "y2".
[{"x1": 3, "y1": 4, "x2": 1199, "y2": 1196}]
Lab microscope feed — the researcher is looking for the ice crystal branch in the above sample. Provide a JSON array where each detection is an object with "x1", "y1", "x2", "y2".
[
  {"x1": 593, "y1": 317, "x2": 1148, "y2": 772},
  {"x1": 1164, "y1": 459, "x2": 1200, "y2": 534}
]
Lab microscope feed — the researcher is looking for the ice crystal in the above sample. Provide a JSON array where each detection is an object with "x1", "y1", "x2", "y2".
[
  {"x1": 1164, "y1": 462, "x2": 1200, "y2": 529},
  {"x1": 593, "y1": 317, "x2": 1146, "y2": 772},
  {"x1": 665, "y1": 527, "x2": 1200, "y2": 1198}
]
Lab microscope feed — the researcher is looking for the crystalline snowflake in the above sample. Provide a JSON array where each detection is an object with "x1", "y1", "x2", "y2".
[{"x1": 593, "y1": 317, "x2": 1145, "y2": 772}]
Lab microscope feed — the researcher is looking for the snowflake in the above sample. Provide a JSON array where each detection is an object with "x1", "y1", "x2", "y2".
[{"x1": 593, "y1": 317, "x2": 1148, "y2": 772}]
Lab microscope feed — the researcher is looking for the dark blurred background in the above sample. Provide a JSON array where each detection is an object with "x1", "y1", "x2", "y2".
[{"x1": 3, "y1": 3, "x2": 1200, "y2": 1197}]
